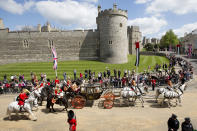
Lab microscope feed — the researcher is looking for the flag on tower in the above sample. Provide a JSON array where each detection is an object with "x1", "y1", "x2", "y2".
[
  {"x1": 51, "y1": 46, "x2": 58, "y2": 70},
  {"x1": 135, "y1": 42, "x2": 140, "y2": 67},
  {"x1": 177, "y1": 44, "x2": 180, "y2": 54}
]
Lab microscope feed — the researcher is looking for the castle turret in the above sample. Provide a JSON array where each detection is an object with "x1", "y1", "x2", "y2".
[
  {"x1": 113, "y1": 3, "x2": 117, "y2": 10},
  {"x1": 37, "y1": 24, "x2": 41, "y2": 32},
  {"x1": 96, "y1": 4, "x2": 128, "y2": 64},
  {"x1": 41, "y1": 21, "x2": 51, "y2": 32},
  {"x1": 0, "y1": 18, "x2": 5, "y2": 29},
  {"x1": 127, "y1": 26, "x2": 142, "y2": 54},
  {"x1": 47, "y1": 21, "x2": 51, "y2": 32},
  {"x1": 98, "y1": 5, "x2": 101, "y2": 13}
]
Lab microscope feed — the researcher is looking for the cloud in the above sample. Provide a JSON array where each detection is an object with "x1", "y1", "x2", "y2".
[
  {"x1": 128, "y1": 17, "x2": 167, "y2": 37},
  {"x1": 15, "y1": 25, "x2": 37, "y2": 31},
  {"x1": 35, "y1": 0, "x2": 97, "y2": 29},
  {"x1": 173, "y1": 22, "x2": 197, "y2": 37},
  {"x1": 82, "y1": 0, "x2": 98, "y2": 3},
  {"x1": 146, "y1": 0, "x2": 197, "y2": 15},
  {"x1": 135, "y1": 0, "x2": 152, "y2": 4},
  {"x1": 0, "y1": 0, "x2": 34, "y2": 15}
]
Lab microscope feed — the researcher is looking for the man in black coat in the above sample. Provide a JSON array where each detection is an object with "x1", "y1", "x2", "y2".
[
  {"x1": 181, "y1": 117, "x2": 194, "y2": 131},
  {"x1": 107, "y1": 69, "x2": 110, "y2": 78},
  {"x1": 168, "y1": 114, "x2": 179, "y2": 131},
  {"x1": 114, "y1": 69, "x2": 117, "y2": 78},
  {"x1": 103, "y1": 71, "x2": 106, "y2": 78},
  {"x1": 118, "y1": 70, "x2": 121, "y2": 78}
]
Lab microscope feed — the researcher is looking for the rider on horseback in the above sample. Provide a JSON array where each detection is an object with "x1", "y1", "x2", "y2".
[
  {"x1": 166, "y1": 80, "x2": 174, "y2": 91},
  {"x1": 53, "y1": 84, "x2": 63, "y2": 105},
  {"x1": 17, "y1": 89, "x2": 30, "y2": 111}
]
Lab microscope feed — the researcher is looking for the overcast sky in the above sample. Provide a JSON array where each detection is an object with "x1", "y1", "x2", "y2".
[{"x1": 1, "y1": 0, "x2": 197, "y2": 38}]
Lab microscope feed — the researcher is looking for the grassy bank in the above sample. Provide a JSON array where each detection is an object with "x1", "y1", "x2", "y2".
[{"x1": 0, "y1": 55, "x2": 169, "y2": 80}]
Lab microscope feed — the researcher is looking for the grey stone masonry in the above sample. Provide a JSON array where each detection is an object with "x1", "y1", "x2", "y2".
[{"x1": 0, "y1": 5, "x2": 142, "y2": 65}]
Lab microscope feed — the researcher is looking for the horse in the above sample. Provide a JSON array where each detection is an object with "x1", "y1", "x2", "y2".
[
  {"x1": 120, "y1": 85, "x2": 148, "y2": 107},
  {"x1": 38, "y1": 86, "x2": 48, "y2": 106},
  {"x1": 159, "y1": 83, "x2": 187, "y2": 108},
  {"x1": 155, "y1": 83, "x2": 181, "y2": 102},
  {"x1": 46, "y1": 85, "x2": 70, "y2": 112},
  {"x1": 7, "y1": 91, "x2": 39, "y2": 121},
  {"x1": 14, "y1": 88, "x2": 41, "y2": 110}
]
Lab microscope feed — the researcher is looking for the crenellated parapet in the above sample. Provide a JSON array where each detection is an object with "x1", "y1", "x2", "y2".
[{"x1": 98, "y1": 8, "x2": 128, "y2": 18}]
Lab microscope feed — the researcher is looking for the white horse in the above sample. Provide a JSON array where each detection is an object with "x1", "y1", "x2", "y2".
[
  {"x1": 14, "y1": 89, "x2": 41, "y2": 110},
  {"x1": 160, "y1": 84, "x2": 187, "y2": 107},
  {"x1": 120, "y1": 86, "x2": 147, "y2": 107},
  {"x1": 155, "y1": 83, "x2": 180, "y2": 102},
  {"x1": 7, "y1": 90, "x2": 40, "y2": 121},
  {"x1": 31, "y1": 88, "x2": 41, "y2": 110}
]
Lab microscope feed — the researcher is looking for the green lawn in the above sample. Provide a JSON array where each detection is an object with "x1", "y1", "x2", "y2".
[{"x1": 0, "y1": 55, "x2": 169, "y2": 80}]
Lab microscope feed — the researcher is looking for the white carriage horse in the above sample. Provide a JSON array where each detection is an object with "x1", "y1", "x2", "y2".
[
  {"x1": 7, "y1": 89, "x2": 41, "y2": 121},
  {"x1": 155, "y1": 83, "x2": 180, "y2": 102},
  {"x1": 120, "y1": 85, "x2": 148, "y2": 107},
  {"x1": 160, "y1": 83, "x2": 187, "y2": 107}
]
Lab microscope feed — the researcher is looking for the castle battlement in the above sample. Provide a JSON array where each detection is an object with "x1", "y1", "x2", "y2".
[
  {"x1": 127, "y1": 26, "x2": 140, "y2": 32},
  {"x1": 98, "y1": 8, "x2": 128, "y2": 18}
]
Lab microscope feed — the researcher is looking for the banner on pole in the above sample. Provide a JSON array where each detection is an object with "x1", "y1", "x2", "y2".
[
  {"x1": 135, "y1": 42, "x2": 140, "y2": 67},
  {"x1": 52, "y1": 46, "x2": 58, "y2": 70},
  {"x1": 177, "y1": 44, "x2": 180, "y2": 54}
]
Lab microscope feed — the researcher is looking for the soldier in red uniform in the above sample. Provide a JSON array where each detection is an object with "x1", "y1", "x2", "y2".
[
  {"x1": 18, "y1": 89, "x2": 30, "y2": 111},
  {"x1": 47, "y1": 79, "x2": 51, "y2": 86},
  {"x1": 67, "y1": 110, "x2": 77, "y2": 131},
  {"x1": 151, "y1": 77, "x2": 156, "y2": 91},
  {"x1": 55, "y1": 77, "x2": 60, "y2": 85}
]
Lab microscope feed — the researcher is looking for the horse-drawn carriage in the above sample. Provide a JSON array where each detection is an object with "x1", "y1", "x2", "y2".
[{"x1": 70, "y1": 82, "x2": 103, "y2": 109}]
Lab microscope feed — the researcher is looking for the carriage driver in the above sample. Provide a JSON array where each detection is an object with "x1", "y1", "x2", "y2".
[
  {"x1": 166, "y1": 79, "x2": 174, "y2": 91},
  {"x1": 54, "y1": 84, "x2": 63, "y2": 98},
  {"x1": 17, "y1": 89, "x2": 30, "y2": 111}
]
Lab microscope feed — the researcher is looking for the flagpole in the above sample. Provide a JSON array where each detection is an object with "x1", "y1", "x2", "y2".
[
  {"x1": 136, "y1": 66, "x2": 138, "y2": 88},
  {"x1": 55, "y1": 69, "x2": 57, "y2": 77}
]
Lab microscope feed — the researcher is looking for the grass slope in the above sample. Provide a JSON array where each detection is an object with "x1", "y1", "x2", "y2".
[{"x1": 0, "y1": 55, "x2": 169, "y2": 80}]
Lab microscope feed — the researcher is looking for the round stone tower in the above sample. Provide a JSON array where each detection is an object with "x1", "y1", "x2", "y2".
[{"x1": 96, "y1": 4, "x2": 128, "y2": 64}]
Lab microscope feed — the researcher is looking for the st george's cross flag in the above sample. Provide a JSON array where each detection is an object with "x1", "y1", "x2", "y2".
[
  {"x1": 135, "y1": 42, "x2": 140, "y2": 67},
  {"x1": 51, "y1": 46, "x2": 58, "y2": 70}
]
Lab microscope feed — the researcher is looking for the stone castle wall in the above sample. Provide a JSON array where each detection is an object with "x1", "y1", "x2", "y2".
[
  {"x1": 0, "y1": 29, "x2": 99, "y2": 64},
  {"x1": 0, "y1": 4, "x2": 142, "y2": 65}
]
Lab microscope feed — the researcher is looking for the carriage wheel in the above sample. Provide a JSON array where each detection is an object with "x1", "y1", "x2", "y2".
[
  {"x1": 104, "y1": 92, "x2": 115, "y2": 101},
  {"x1": 71, "y1": 95, "x2": 86, "y2": 109},
  {"x1": 104, "y1": 100, "x2": 113, "y2": 109}
]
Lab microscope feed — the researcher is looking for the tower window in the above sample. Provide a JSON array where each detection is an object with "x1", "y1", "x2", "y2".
[
  {"x1": 109, "y1": 41, "x2": 112, "y2": 45},
  {"x1": 120, "y1": 23, "x2": 122, "y2": 27},
  {"x1": 23, "y1": 39, "x2": 29, "y2": 48},
  {"x1": 48, "y1": 40, "x2": 54, "y2": 49}
]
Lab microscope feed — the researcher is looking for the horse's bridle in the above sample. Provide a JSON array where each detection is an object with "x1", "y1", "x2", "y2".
[{"x1": 178, "y1": 86, "x2": 184, "y2": 94}]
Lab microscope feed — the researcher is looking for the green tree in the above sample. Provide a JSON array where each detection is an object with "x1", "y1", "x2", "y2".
[
  {"x1": 144, "y1": 43, "x2": 154, "y2": 51},
  {"x1": 160, "y1": 29, "x2": 179, "y2": 48}
]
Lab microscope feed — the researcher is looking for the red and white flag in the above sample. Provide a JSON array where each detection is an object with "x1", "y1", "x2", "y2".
[{"x1": 52, "y1": 46, "x2": 58, "y2": 70}]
